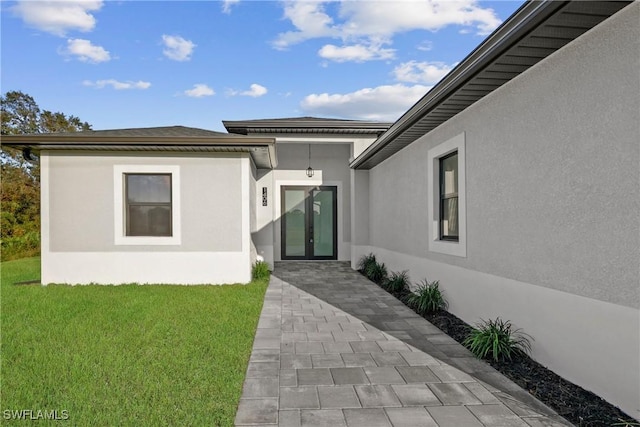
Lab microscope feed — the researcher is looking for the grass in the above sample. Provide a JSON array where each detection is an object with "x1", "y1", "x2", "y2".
[
  {"x1": 1, "y1": 257, "x2": 268, "y2": 426},
  {"x1": 385, "y1": 270, "x2": 411, "y2": 295},
  {"x1": 463, "y1": 317, "x2": 532, "y2": 362},
  {"x1": 406, "y1": 279, "x2": 448, "y2": 315},
  {"x1": 251, "y1": 260, "x2": 271, "y2": 281}
]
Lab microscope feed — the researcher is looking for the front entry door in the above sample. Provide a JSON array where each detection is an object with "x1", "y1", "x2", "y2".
[{"x1": 282, "y1": 186, "x2": 337, "y2": 260}]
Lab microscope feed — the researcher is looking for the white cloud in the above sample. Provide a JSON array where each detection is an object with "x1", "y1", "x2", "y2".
[
  {"x1": 337, "y1": 1, "x2": 501, "y2": 37},
  {"x1": 162, "y1": 35, "x2": 196, "y2": 61},
  {"x1": 272, "y1": 2, "x2": 337, "y2": 50},
  {"x1": 62, "y1": 38, "x2": 110, "y2": 63},
  {"x1": 273, "y1": 0, "x2": 502, "y2": 60},
  {"x1": 184, "y1": 84, "x2": 215, "y2": 97},
  {"x1": 222, "y1": 0, "x2": 240, "y2": 14},
  {"x1": 393, "y1": 61, "x2": 453, "y2": 84},
  {"x1": 417, "y1": 40, "x2": 433, "y2": 51},
  {"x1": 83, "y1": 79, "x2": 151, "y2": 90},
  {"x1": 243, "y1": 84, "x2": 268, "y2": 97},
  {"x1": 12, "y1": 0, "x2": 103, "y2": 37},
  {"x1": 228, "y1": 83, "x2": 268, "y2": 98},
  {"x1": 301, "y1": 84, "x2": 430, "y2": 122},
  {"x1": 318, "y1": 43, "x2": 394, "y2": 63}
]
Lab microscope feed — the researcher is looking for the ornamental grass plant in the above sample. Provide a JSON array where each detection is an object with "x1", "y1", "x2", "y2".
[{"x1": 463, "y1": 317, "x2": 532, "y2": 362}]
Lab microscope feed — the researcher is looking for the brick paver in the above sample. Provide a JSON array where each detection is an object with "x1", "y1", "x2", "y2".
[{"x1": 235, "y1": 262, "x2": 570, "y2": 426}]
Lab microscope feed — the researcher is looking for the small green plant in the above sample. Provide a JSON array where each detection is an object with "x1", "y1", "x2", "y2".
[
  {"x1": 406, "y1": 279, "x2": 448, "y2": 314},
  {"x1": 386, "y1": 270, "x2": 410, "y2": 295},
  {"x1": 463, "y1": 317, "x2": 532, "y2": 362},
  {"x1": 357, "y1": 253, "x2": 377, "y2": 273},
  {"x1": 366, "y1": 261, "x2": 388, "y2": 285},
  {"x1": 251, "y1": 260, "x2": 271, "y2": 280},
  {"x1": 612, "y1": 419, "x2": 640, "y2": 426}
]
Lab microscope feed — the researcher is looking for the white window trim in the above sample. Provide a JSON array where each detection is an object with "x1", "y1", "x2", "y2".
[
  {"x1": 427, "y1": 132, "x2": 466, "y2": 257},
  {"x1": 114, "y1": 165, "x2": 181, "y2": 245}
]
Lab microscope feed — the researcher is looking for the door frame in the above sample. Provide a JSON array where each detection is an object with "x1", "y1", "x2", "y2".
[{"x1": 281, "y1": 186, "x2": 338, "y2": 260}]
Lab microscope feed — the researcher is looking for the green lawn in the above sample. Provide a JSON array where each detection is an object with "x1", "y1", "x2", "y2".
[{"x1": 1, "y1": 257, "x2": 268, "y2": 426}]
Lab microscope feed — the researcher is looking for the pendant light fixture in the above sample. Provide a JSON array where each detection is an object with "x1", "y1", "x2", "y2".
[{"x1": 306, "y1": 144, "x2": 314, "y2": 178}]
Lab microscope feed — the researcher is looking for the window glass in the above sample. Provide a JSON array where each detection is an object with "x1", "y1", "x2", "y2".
[
  {"x1": 440, "y1": 153, "x2": 458, "y2": 240},
  {"x1": 127, "y1": 174, "x2": 171, "y2": 203},
  {"x1": 441, "y1": 153, "x2": 458, "y2": 196},
  {"x1": 126, "y1": 174, "x2": 172, "y2": 237}
]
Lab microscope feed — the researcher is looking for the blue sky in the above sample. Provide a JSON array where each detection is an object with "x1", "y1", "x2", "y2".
[{"x1": 2, "y1": 0, "x2": 524, "y2": 132}]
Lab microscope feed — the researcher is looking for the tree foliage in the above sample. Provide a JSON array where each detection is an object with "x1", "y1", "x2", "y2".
[
  {"x1": 1, "y1": 90, "x2": 92, "y2": 260},
  {"x1": 1, "y1": 90, "x2": 91, "y2": 135}
]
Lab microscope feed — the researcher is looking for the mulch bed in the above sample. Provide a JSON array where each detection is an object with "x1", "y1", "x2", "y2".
[{"x1": 369, "y1": 275, "x2": 638, "y2": 427}]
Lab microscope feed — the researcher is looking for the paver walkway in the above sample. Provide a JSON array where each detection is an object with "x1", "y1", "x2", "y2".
[{"x1": 235, "y1": 262, "x2": 570, "y2": 427}]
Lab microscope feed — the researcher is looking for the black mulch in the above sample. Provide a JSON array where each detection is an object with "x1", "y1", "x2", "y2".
[{"x1": 367, "y1": 275, "x2": 638, "y2": 427}]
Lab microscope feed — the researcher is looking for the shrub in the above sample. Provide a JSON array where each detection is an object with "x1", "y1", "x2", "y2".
[
  {"x1": 406, "y1": 279, "x2": 447, "y2": 314},
  {"x1": 463, "y1": 317, "x2": 532, "y2": 362},
  {"x1": 251, "y1": 261, "x2": 271, "y2": 281},
  {"x1": 0, "y1": 230, "x2": 40, "y2": 261},
  {"x1": 612, "y1": 420, "x2": 640, "y2": 427},
  {"x1": 356, "y1": 253, "x2": 377, "y2": 273},
  {"x1": 385, "y1": 270, "x2": 410, "y2": 295},
  {"x1": 366, "y1": 261, "x2": 388, "y2": 285}
]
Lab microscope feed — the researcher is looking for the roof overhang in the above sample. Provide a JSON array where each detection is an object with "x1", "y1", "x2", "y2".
[
  {"x1": 351, "y1": 0, "x2": 632, "y2": 169},
  {"x1": 223, "y1": 118, "x2": 392, "y2": 136},
  {"x1": 1, "y1": 134, "x2": 277, "y2": 168}
]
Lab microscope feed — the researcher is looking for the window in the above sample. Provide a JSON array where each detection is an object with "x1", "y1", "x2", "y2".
[
  {"x1": 439, "y1": 152, "x2": 458, "y2": 241},
  {"x1": 427, "y1": 133, "x2": 466, "y2": 257},
  {"x1": 114, "y1": 165, "x2": 181, "y2": 245},
  {"x1": 125, "y1": 174, "x2": 172, "y2": 236}
]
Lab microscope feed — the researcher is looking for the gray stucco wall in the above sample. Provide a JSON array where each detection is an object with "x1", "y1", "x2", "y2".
[
  {"x1": 48, "y1": 152, "x2": 243, "y2": 252},
  {"x1": 368, "y1": 3, "x2": 639, "y2": 308},
  {"x1": 351, "y1": 170, "x2": 370, "y2": 246}
]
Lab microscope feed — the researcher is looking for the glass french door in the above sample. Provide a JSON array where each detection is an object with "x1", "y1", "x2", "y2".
[{"x1": 281, "y1": 186, "x2": 337, "y2": 260}]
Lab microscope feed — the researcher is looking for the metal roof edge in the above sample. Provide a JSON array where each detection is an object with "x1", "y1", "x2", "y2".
[
  {"x1": 0, "y1": 134, "x2": 275, "y2": 145},
  {"x1": 2, "y1": 135, "x2": 278, "y2": 169},
  {"x1": 350, "y1": 0, "x2": 566, "y2": 169},
  {"x1": 223, "y1": 118, "x2": 393, "y2": 134}
]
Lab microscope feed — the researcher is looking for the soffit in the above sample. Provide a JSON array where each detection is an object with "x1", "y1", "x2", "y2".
[
  {"x1": 351, "y1": 1, "x2": 632, "y2": 169},
  {"x1": 223, "y1": 117, "x2": 392, "y2": 136},
  {"x1": 1, "y1": 126, "x2": 277, "y2": 168}
]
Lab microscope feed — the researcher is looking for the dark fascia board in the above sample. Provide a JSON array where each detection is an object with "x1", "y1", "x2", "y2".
[
  {"x1": 223, "y1": 118, "x2": 393, "y2": 135},
  {"x1": 350, "y1": 0, "x2": 567, "y2": 169},
  {"x1": 1, "y1": 134, "x2": 278, "y2": 168},
  {"x1": 0, "y1": 134, "x2": 274, "y2": 145}
]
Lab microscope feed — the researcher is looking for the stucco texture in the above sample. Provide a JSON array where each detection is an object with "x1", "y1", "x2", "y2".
[
  {"x1": 48, "y1": 152, "x2": 243, "y2": 253},
  {"x1": 368, "y1": 3, "x2": 639, "y2": 308},
  {"x1": 275, "y1": 142, "x2": 352, "y2": 245}
]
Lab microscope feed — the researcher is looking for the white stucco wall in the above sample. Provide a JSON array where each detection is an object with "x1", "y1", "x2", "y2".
[
  {"x1": 41, "y1": 151, "x2": 253, "y2": 284},
  {"x1": 358, "y1": 3, "x2": 639, "y2": 417},
  {"x1": 249, "y1": 159, "x2": 258, "y2": 265}
]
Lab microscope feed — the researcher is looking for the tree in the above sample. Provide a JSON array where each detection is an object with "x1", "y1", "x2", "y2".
[
  {"x1": 1, "y1": 90, "x2": 92, "y2": 260},
  {"x1": 0, "y1": 91, "x2": 40, "y2": 135},
  {"x1": 39, "y1": 110, "x2": 92, "y2": 133},
  {"x1": 1, "y1": 90, "x2": 92, "y2": 136}
]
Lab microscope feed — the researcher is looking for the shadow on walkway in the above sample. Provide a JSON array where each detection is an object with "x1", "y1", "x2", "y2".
[{"x1": 235, "y1": 261, "x2": 570, "y2": 426}]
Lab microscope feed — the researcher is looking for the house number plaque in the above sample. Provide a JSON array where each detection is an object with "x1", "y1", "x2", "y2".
[{"x1": 262, "y1": 187, "x2": 268, "y2": 206}]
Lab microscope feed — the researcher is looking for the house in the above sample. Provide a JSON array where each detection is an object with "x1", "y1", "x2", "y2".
[
  {"x1": 348, "y1": 0, "x2": 639, "y2": 419},
  {"x1": 3, "y1": 0, "x2": 637, "y2": 417},
  {"x1": 2, "y1": 121, "x2": 388, "y2": 285},
  {"x1": 221, "y1": 117, "x2": 390, "y2": 266}
]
